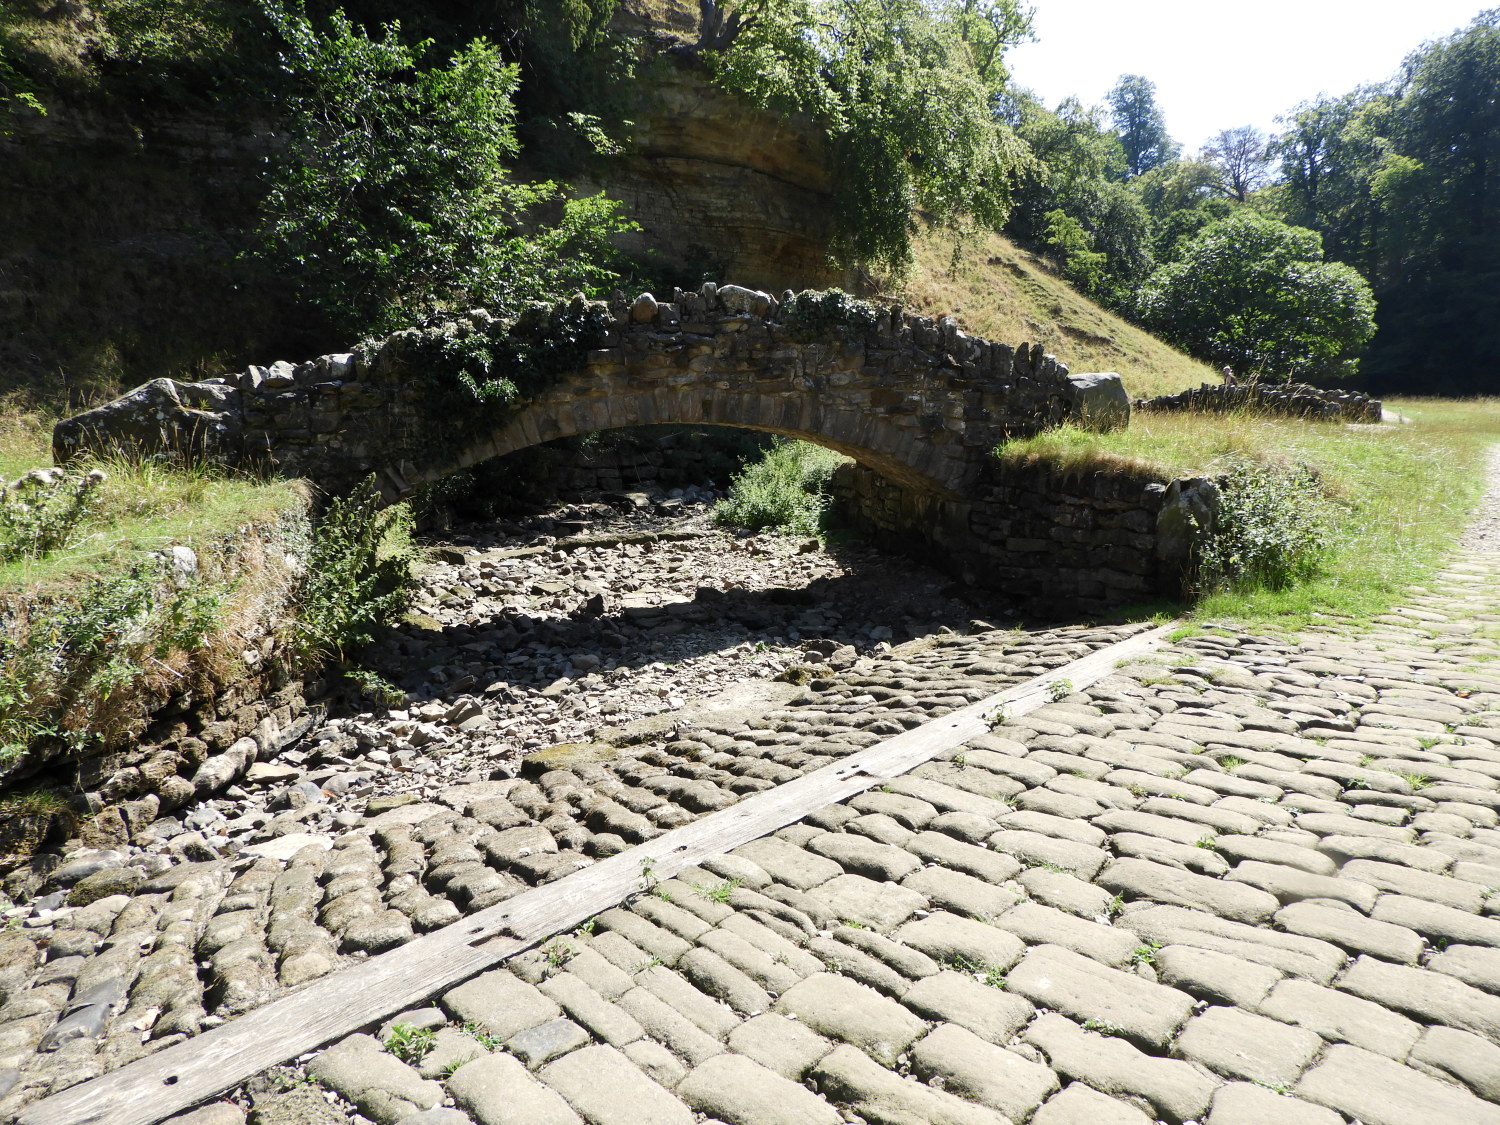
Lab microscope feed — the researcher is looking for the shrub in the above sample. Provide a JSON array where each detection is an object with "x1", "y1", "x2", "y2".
[
  {"x1": 290, "y1": 477, "x2": 415, "y2": 662},
  {"x1": 714, "y1": 439, "x2": 847, "y2": 536},
  {"x1": 0, "y1": 563, "x2": 226, "y2": 765},
  {"x1": 254, "y1": 1, "x2": 633, "y2": 337},
  {"x1": 0, "y1": 467, "x2": 107, "y2": 564},
  {"x1": 1196, "y1": 458, "x2": 1333, "y2": 593}
]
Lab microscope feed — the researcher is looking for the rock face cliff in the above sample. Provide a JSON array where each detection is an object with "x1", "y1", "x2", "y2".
[
  {"x1": 0, "y1": 3, "x2": 842, "y2": 398},
  {"x1": 601, "y1": 64, "x2": 839, "y2": 293}
]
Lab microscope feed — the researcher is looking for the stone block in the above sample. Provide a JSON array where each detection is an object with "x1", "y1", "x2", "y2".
[
  {"x1": 900, "y1": 971, "x2": 1034, "y2": 1045},
  {"x1": 809, "y1": 1043, "x2": 1009, "y2": 1125},
  {"x1": 677, "y1": 1053, "x2": 842, "y2": 1125},
  {"x1": 442, "y1": 971, "x2": 560, "y2": 1041},
  {"x1": 1023, "y1": 1012, "x2": 1217, "y2": 1123},
  {"x1": 910, "y1": 1022, "x2": 1059, "y2": 1120},
  {"x1": 540, "y1": 1044, "x2": 695, "y2": 1125},
  {"x1": 1172, "y1": 1005, "x2": 1321, "y2": 1086},
  {"x1": 1256, "y1": 977, "x2": 1421, "y2": 1058},
  {"x1": 1005, "y1": 944, "x2": 1194, "y2": 1049},
  {"x1": 774, "y1": 972, "x2": 927, "y2": 1066},
  {"x1": 1296, "y1": 1044, "x2": 1500, "y2": 1125}
]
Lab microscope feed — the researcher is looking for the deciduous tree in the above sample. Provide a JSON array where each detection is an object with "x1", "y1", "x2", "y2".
[
  {"x1": 1106, "y1": 73, "x2": 1178, "y2": 177},
  {"x1": 1135, "y1": 211, "x2": 1376, "y2": 381}
]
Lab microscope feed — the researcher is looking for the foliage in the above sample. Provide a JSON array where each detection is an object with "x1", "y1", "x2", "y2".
[
  {"x1": 1196, "y1": 459, "x2": 1332, "y2": 594},
  {"x1": 1041, "y1": 210, "x2": 1105, "y2": 293},
  {"x1": 0, "y1": 563, "x2": 226, "y2": 764},
  {"x1": 1202, "y1": 125, "x2": 1272, "y2": 202},
  {"x1": 996, "y1": 399, "x2": 1500, "y2": 629},
  {"x1": 253, "y1": 1, "x2": 634, "y2": 337},
  {"x1": 1264, "y1": 11, "x2": 1500, "y2": 391},
  {"x1": 0, "y1": 38, "x2": 44, "y2": 127},
  {"x1": 291, "y1": 478, "x2": 415, "y2": 662},
  {"x1": 779, "y1": 289, "x2": 887, "y2": 342},
  {"x1": 384, "y1": 1023, "x2": 436, "y2": 1064},
  {"x1": 706, "y1": 0, "x2": 1032, "y2": 273},
  {"x1": 1106, "y1": 74, "x2": 1178, "y2": 178},
  {"x1": 714, "y1": 438, "x2": 847, "y2": 536},
  {"x1": 1005, "y1": 94, "x2": 1154, "y2": 303},
  {"x1": 1134, "y1": 211, "x2": 1376, "y2": 381},
  {"x1": 0, "y1": 468, "x2": 107, "y2": 564}
]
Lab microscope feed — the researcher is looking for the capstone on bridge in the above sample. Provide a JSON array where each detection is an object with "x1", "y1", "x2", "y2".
[{"x1": 53, "y1": 284, "x2": 1125, "y2": 502}]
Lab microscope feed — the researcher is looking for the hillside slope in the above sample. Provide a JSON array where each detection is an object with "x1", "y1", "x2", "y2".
[{"x1": 886, "y1": 227, "x2": 1217, "y2": 401}]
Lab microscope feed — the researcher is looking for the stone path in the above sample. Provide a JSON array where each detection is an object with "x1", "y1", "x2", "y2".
[{"x1": 10, "y1": 461, "x2": 1500, "y2": 1124}]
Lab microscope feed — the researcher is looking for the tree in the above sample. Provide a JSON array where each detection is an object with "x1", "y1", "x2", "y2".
[
  {"x1": 1202, "y1": 125, "x2": 1272, "y2": 201},
  {"x1": 1106, "y1": 73, "x2": 1178, "y2": 177},
  {"x1": 254, "y1": 2, "x2": 633, "y2": 336},
  {"x1": 1003, "y1": 93, "x2": 1153, "y2": 303},
  {"x1": 705, "y1": 0, "x2": 1033, "y2": 272},
  {"x1": 1271, "y1": 88, "x2": 1395, "y2": 279},
  {"x1": 1135, "y1": 211, "x2": 1376, "y2": 381}
]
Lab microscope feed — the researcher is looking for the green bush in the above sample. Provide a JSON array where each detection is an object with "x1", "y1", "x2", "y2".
[
  {"x1": 0, "y1": 467, "x2": 106, "y2": 564},
  {"x1": 1196, "y1": 459, "x2": 1333, "y2": 594},
  {"x1": 0, "y1": 564, "x2": 226, "y2": 764},
  {"x1": 714, "y1": 439, "x2": 847, "y2": 536},
  {"x1": 254, "y1": 1, "x2": 634, "y2": 337},
  {"x1": 291, "y1": 477, "x2": 415, "y2": 661}
]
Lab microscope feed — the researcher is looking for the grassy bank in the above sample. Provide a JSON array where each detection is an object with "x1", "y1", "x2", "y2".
[
  {"x1": 0, "y1": 406, "x2": 308, "y2": 778},
  {"x1": 885, "y1": 227, "x2": 1218, "y2": 401},
  {"x1": 998, "y1": 400, "x2": 1500, "y2": 628}
]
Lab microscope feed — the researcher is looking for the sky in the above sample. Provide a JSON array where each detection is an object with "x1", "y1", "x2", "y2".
[{"x1": 1005, "y1": 1, "x2": 1494, "y2": 152}]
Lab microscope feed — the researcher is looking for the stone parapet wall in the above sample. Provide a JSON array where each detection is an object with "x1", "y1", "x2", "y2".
[
  {"x1": 55, "y1": 285, "x2": 1087, "y2": 505},
  {"x1": 1136, "y1": 380, "x2": 1383, "y2": 423},
  {"x1": 833, "y1": 460, "x2": 1191, "y2": 619}
]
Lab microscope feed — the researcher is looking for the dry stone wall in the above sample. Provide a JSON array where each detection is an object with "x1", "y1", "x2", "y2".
[
  {"x1": 1137, "y1": 380, "x2": 1383, "y2": 423},
  {"x1": 833, "y1": 460, "x2": 1198, "y2": 618}
]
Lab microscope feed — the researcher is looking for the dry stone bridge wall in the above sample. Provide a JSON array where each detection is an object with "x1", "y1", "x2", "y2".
[
  {"x1": 54, "y1": 284, "x2": 1188, "y2": 614},
  {"x1": 54, "y1": 285, "x2": 1091, "y2": 503}
]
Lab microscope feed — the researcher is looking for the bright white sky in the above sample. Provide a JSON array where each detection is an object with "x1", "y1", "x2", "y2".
[{"x1": 1006, "y1": 0, "x2": 1494, "y2": 152}]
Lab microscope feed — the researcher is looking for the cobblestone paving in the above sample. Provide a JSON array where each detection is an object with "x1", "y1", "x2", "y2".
[
  {"x1": 0, "y1": 622, "x2": 1136, "y2": 1116},
  {"x1": 13, "y1": 490, "x2": 1500, "y2": 1124},
  {"x1": 258, "y1": 547, "x2": 1500, "y2": 1125}
]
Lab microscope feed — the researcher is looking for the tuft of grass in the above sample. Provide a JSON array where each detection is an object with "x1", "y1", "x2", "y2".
[{"x1": 694, "y1": 877, "x2": 743, "y2": 904}]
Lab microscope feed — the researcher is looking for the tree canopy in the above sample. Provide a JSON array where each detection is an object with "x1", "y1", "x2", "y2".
[
  {"x1": 1106, "y1": 74, "x2": 1177, "y2": 178},
  {"x1": 1265, "y1": 9, "x2": 1500, "y2": 391},
  {"x1": 706, "y1": 0, "x2": 1033, "y2": 272},
  {"x1": 255, "y1": 2, "x2": 633, "y2": 336},
  {"x1": 1135, "y1": 211, "x2": 1376, "y2": 381}
]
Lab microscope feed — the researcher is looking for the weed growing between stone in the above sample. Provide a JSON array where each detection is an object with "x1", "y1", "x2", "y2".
[{"x1": 713, "y1": 438, "x2": 849, "y2": 537}]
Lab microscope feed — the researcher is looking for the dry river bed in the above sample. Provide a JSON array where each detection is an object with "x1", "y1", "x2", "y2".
[{"x1": 5, "y1": 468, "x2": 1500, "y2": 1125}]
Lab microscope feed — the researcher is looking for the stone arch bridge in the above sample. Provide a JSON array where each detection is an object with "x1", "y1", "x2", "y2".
[{"x1": 54, "y1": 284, "x2": 1121, "y2": 501}]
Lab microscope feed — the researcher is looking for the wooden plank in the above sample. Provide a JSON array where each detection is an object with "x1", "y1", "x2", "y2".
[{"x1": 19, "y1": 623, "x2": 1173, "y2": 1125}]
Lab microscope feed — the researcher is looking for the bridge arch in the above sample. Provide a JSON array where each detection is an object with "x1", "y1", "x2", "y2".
[{"x1": 54, "y1": 285, "x2": 1089, "y2": 504}]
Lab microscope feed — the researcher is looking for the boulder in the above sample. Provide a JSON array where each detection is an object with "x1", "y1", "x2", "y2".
[
  {"x1": 53, "y1": 377, "x2": 241, "y2": 464},
  {"x1": 1066, "y1": 372, "x2": 1131, "y2": 431}
]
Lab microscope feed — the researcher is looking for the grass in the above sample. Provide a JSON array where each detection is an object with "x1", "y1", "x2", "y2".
[
  {"x1": 881, "y1": 226, "x2": 1216, "y2": 400},
  {"x1": 0, "y1": 407, "x2": 302, "y2": 593},
  {"x1": 997, "y1": 401, "x2": 1500, "y2": 629},
  {"x1": 0, "y1": 404, "x2": 318, "y2": 776}
]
